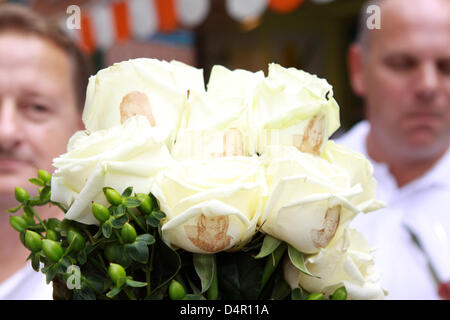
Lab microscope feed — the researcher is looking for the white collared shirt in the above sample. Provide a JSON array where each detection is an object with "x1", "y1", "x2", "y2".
[
  {"x1": 0, "y1": 263, "x2": 53, "y2": 300},
  {"x1": 336, "y1": 121, "x2": 450, "y2": 300}
]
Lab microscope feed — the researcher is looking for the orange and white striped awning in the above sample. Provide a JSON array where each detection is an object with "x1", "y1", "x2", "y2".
[{"x1": 62, "y1": 0, "x2": 333, "y2": 54}]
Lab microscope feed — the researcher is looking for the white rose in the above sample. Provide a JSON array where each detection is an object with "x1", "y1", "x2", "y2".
[
  {"x1": 173, "y1": 65, "x2": 264, "y2": 160},
  {"x1": 252, "y1": 63, "x2": 340, "y2": 156},
  {"x1": 51, "y1": 116, "x2": 174, "y2": 225},
  {"x1": 82, "y1": 58, "x2": 205, "y2": 148},
  {"x1": 322, "y1": 140, "x2": 385, "y2": 213},
  {"x1": 152, "y1": 156, "x2": 267, "y2": 253},
  {"x1": 283, "y1": 227, "x2": 387, "y2": 300},
  {"x1": 259, "y1": 145, "x2": 384, "y2": 254}
]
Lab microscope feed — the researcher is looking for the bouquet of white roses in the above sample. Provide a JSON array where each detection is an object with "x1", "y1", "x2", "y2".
[{"x1": 8, "y1": 58, "x2": 386, "y2": 300}]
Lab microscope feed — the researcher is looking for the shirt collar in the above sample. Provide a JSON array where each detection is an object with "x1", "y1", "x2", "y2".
[{"x1": 339, "y1": 120, "x2": 450, "y2": 191}]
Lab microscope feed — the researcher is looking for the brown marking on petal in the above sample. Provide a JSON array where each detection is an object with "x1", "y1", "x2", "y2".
[
  {"x1": 294, "y1": 114, "x2": 326, "y2": 156},
  {"x1": 119, "y1": 91, "x2": 156, "y2": 126},
  {"x1": 311, "y1": 205, "x2": 341, "y2": 249},
  {"x1": 185, "y1": 214, "x2": 232, "y2": 252}
]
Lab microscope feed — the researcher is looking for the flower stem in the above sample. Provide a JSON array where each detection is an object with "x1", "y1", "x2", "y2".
[
  {"x1": 127, "y1": 208, "x2": 146, "y2": 232},
  {"x1": 113, "y1": 229, "x2": 123, "y2": 245},
  {"x1": 123, "y1": 287, "x2": 136, "y2": 300},
  {"x1": 146, "y1": 229, "x2": 157, "y2": 297}
]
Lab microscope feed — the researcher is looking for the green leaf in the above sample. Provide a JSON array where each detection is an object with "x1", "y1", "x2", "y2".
[
  {"x1": 73, "y1": 285, "x2": 96, "y2": 300},
  {"x1": 126, "y1": 241, "x2": 149, "y2": 264},
  {"x1": 121, "y1": 187, "x2": 133, "y2": 198},
  {"x1": 287, "y1": 245, "x2": 316, "y2": 278},
  {"x1": 291, "y1": 287, "x2": 304, "y2": 300},
  {"x1": 39, "y1": 186, "x2": 51, "y2": 202},
  {"x1": 152, "y1": 210, "x2": 166, "y2": 220},
  {"x1": 115, "y1": 245, "x2": 133, "y2": 268},
  {"x1": 116, "y1": 204, "x2": 126, "y2": 216},
  {"x1": 45, "y1": 262, "x2": 60, "y2": 284},
  {"x1": 7, "y1": 204, "x2": 23, "y2": 213},
  {"x1": 146, "y1": 215, "x2": 159, "y2": 228},
  {"x1": 126, "y1": 279, "x2": 148, "y2": 288},
  {"x1": 86, "y1": 273, "x2": 105, "y2": 293},
  {"x1": 29, "y1": 178, "x2": 44, "y2": 186},
  {"x1": 23, "y1": 205, "x2": 36, "y2": 218},
  {"x1": 136, "y1": 234, "x2": 155, "y2": 245},
  {"x1": 217, "y1": 252, "x2": 263, "y2": 300},
  {"x1": 31, "y1": 253, "x2": 40, "y2": 272},
  {"x1": 254, "y1": 235, "x2": 282, "y2": 259},
  {"x1": 193, "y1": 254, "x2": 216, "y2": 294},
  {"x1": 110, "y1": 215, "x2": 128, "y2": 229},
  {"x1": 269, "y1": 272, "x2": 291, "y2": 300},
  {"x1": 102, "y1": 221, "x2": 112, "y2": 238},
  {"x1": 77, "y1": 249, "x2": 87, "y2": 265},
  {"x1": 106, "y1": 286, "x2": 122, "y2": 298},
  {"x1": 147, "y1": 240, "x2": 181, "y2": 297},
  {"x1": 124, "y1": 197, "x2": 141, "y2": 208}
]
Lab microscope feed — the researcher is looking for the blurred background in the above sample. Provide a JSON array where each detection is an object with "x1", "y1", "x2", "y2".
[{"x1": 1, "y1": 0, "x2": 367, "y2": 132}]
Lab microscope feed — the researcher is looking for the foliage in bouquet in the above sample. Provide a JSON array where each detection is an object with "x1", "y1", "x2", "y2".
[
  {"x1": 8, "y1": 59, "x2": 387, "y2": 300},
  {"x1": 9, "y1": 172, "x2": 345, "y2": 300}
]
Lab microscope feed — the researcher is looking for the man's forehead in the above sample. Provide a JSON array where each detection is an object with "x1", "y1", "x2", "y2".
[
  {"x1": 0, "y1": 32, "x2": 72, "y2": 97},
  {"x1": 377, "y1": 0, "x2": 450, "y2": 30},
  {"x1": 368, "y1": 0, "x2": 450, "y2": 53}
]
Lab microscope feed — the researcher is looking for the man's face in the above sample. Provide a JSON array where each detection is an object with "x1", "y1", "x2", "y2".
[
  {"x1": 359, "y1": 0, "x2": 450, "y2": 159},
  {"x1": 0, "y1": 32, "x2": 82, "y2": 205}
]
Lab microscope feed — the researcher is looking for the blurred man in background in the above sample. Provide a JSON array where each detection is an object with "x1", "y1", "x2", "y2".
[
  {"x1": 340, "y1": 0, "x2": 450, "y2": 299},
  {"x1": 0, "y1": 4, "x2": 90, "y2": 299}
]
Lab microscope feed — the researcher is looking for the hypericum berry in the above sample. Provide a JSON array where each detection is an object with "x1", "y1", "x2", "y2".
[
  {"x1": 136, "y1": 193, "x2": 154, "y2": 215},
  {"x1": 103, "y1": 187, "x2": 123, "y2": 206},
  {"x1": 307, "y1": 292, "x2": 326, "y2": 300},
  {"x1": 168, "y1": 279, "x2": 186, "y2": 300},
  {"x1": 92, "y1": 203, "x2": 110, "y2": 223},
  {"x1": 331, "y1": 286, "x2": 347, "y2": 300},
  {"x1": 25, "y1": 230, "x2": 42, "y2": 252},
  {"x1": 45, "y1": 229, "x2": 59, "y2": 241},
  {"x1": 9, "y1": 216, "x2": 28, "y2": 232},
  {"x1": 104, "y1": 244, "x2": 118, "y2": 262},
  {"x1": 37, "y1": 169, "x2": 52, "y2": 184},
  {"x1": 121, "y1": 223, "x2": 137, "y2": 244},
  {"x1": 67, "y1": 229, "x2": 86, "y2": 252},
  {"x1": 14, "y1": 187, "x2": 29, "y2": 203},
  {"x1": 108, "y1": 263, "x2": 126, "y2": 286},
  {"x1": 42, "y1": 239, "x2": 64, "y2": 262}
]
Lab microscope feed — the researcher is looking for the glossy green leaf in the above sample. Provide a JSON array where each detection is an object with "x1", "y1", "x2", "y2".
[
  {"x1": 126, "y1": 279, "x2": 148, "y2": 288},
  {"x1": 121, "y1": 187, "x2": 133, "y2": 198},
  {"x1": 217, "y1": 252, "x2": 263, "y2": 300},
  {"x1": 193, "y1": 254, "x2": 215, "y2": 294},
  {"x1": 29, "y1": 178, "x2": 44, "y2": 186},
  {"x1": 110, "y1": 215, "x2": 128, "y2": 229},
  {"x1": 136, "y1": 234, "x2": 155, "y2": 245},
  {"x1": 287, "y1": 245, "x2": 316, "y2": 278},
  {"x1": 126, "y1": 241, "x2": 148, "y2": 264},
  {"x1": 102, "y1": 221, "x2": 112, "y2": 238},
  {"x1": 254, "y1": 235, "x2": 282, "y2": 259},
  {"x1": 124, "y1": 197, "x2": 141, "y2": 208},
  {"x1": 106, "y1": 286, "x2": 122, "y2": 298},
  {"x1": 291, "y1": 288, "x2": 304, "y2": 300}
]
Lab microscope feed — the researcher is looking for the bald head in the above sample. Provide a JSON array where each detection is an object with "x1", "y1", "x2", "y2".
[{"x1": 358, "y1": 0, "x2": 450, "y2": 56}]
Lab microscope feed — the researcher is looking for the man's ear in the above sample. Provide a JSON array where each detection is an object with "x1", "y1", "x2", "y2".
[{"x1": 347, "y1": 43, "x2": 367, "y2": 97}]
